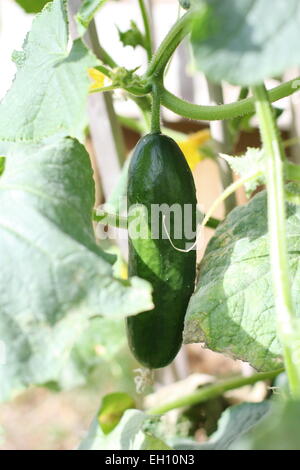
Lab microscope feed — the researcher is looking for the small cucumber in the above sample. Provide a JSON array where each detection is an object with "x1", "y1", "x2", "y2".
[{"x1": 126, "y1": 133, "x2": 197, "y2": 368}]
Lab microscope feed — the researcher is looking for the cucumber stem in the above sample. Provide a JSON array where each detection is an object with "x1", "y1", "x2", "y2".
[
  {"x1": 160, "y1": 79, "x2": 300, "y2": 121},
  {"x1": 147, "y1": 369, "x2": 284, "y2": 415},
  {"x1": 138, "y1": 0, "x2": 153, "y2": 61},
  {"x1": 151, "y1": 80, "x2": 162, "y2": 133},
  {"x1": 146, "y1": 9, "x2": 195, "y2": 78},
  {"x1": 253, "y1": 84, "x2": 300, "y2": 398}
]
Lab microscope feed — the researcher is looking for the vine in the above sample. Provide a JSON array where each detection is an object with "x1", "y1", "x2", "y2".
[
  {"x1": 147, "y1": 369, "x2": 284, "y2": 415},
  {"x1": 253, "y1": 84, "x2": 300, "y2": 397}
]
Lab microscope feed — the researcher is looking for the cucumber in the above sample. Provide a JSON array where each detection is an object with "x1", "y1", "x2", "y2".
[{"x1": 126, "y1": 133, "x2": 197, "y2": 368}]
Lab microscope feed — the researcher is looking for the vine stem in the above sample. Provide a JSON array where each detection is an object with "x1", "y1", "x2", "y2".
[
  {"x1": 146, "y1": 9, "x2": 196, "y2": 78},
  {"x1": 201, "y1": 172, "x2": 261, "y2": 229},
  {"x1": 138, "y1": 0, "x2": 153, "y2": 61},
  {"x1": 151, "y1": 80, "x2": 161, "y2": 133},
  {"x1": 160, "y1": 79, "x2": 300, "y2": 121},
  {"x1": 90, "y1": 49, "x2": 300, "y2": 121},
  {"x1": 253, "y1": 84, "x2": 300, "y2": 398},
  {"x1": 146, "y1": 369, "x2": 284, "y2": 415},
  {"x1": 88, "y1": 20, "x2": 127, "y2": 166}
]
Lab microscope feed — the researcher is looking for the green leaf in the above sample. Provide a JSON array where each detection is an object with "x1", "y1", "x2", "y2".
[
  {"x1": 173, "y1": 402, "x2": 270, "y2": 450},
  {"x1": 233, "y1": 400, "x2": 300, "y2": 450},
  {"x1": 118, "y1": 21, "x2": 146, "y2": 50},
  {"x1": 98, "y1": 392, "x2": 136, "y2": 434},
  {"x1": 15, "y1": 0, "x2": 51, "y2": 13},
  {"x1": 183, "y1": 189, "x2": 300, "y2": 371},
  {"x1": 76, "y1": 0, "x2": 107, "y2": 36},
  {"x1": 79, "y1": 409, "x2": 171, "y2": 450},
  {"x1": 285, "y1": 182, "x2": 300, "y2": 206},
  {"x1": 0, "y1": 137, "x2": 153, "y2": 401},
  {"x1": 0, "y1": 0, "x2": 97, "y2": 148},
  {"x1": 221, "y1": 148, "x2": 265, "y2": 197},
  {"x1": 140, "y1": 433, "x2": 172, "y2": 451},
  {"x1": 191, "y1": 0, "x2": 300, "y2": 85}
]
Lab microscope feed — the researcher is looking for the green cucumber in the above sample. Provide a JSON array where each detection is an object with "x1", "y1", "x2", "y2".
[{"x1": 126, "y1": 133, "x2": 197, "y2": 369}]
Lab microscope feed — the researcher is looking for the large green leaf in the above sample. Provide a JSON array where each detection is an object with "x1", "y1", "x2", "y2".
[
  {"x1": 15, "y1": 0, "x2": 51, "y2": 13},
  {"x1": 191, "y1": 0, "x2": 300, "y2": 85},
  {"x1": 172, "y1": 402, "x2": 270, "y2": 450},
  {"x1": 0, "y1": 137, "x2": 152, "y2": 401},
  {"x1": 233, "y1": 400, "x2": 300, "y2": 450},
  {"x1": 79, "y1": 409, "x2": 171, "y2": 450},
  {"x1": 0, "y1": 0, "x2": 96, "y2": 149},
  {"x1": 184, "y1": 190, "x2": 300, "y2": 371}
]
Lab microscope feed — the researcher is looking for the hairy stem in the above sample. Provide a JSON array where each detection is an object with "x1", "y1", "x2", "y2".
[
  {"x1": 89, "y1": 20, "x2": 126, "y2": 166},
  {"x1": 161, "y1": 79, "x2": 300, "y2": 121},
  {"x1": 201, "y1": 172, "x2": 261, "y2": 229},
  {"x1": 151, "y1": 80, "x2": 162, "y2": 133},
  {"x1": 146, "y1": 9, "x2": 195, "y2": 78},
  {"x1": 253, "y1": 84, "x2": 300, "y2": 398},
  {"x1": 138, "y1": 0, "x2": 153, "y2": 61},
  {"x1": 147, "y1": 369, "x2": 284, "y2": 415}
]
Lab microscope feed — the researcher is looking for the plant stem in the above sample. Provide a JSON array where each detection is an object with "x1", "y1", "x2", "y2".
[
  {"x1": 117, "y1": 113, "x2": 188, "y2": 140},
  {"x1": 151, "y1": 80, "x2": 161, "y2": 133},
  {"x1": 216, "y1": 158, "x2": 237, "y2": 214},
  {"x1": 253, "y1": 84, "x2": 300, "y2": 398},
  {"x1": 283, "y1": 137, "x2": 300, "y2": 149},
  {"x1": 230, "y1": 87, "x2": 250, "y2": 142},
  {"x1": 201, "y1": 172, "x2": 261, "y2": 229},
  {"x1": 94, "y1": 64, "x2": 114, "y2": 78},
  {"x1": 238, "y1": 87, "x2": 249, "y2": 100},
  {"x1": 205, "y1": 216, "x2": 220, "y2": 230},
  {"x1": 88, "y1": 19, "x2": 126, "y2": 166},
  {"x1": 91, "y1": 46, "x2": 300, "y2": 120},
  {"x1": 146, "y1": 9, "x2": 195, "y2": 78},
  {"x1": 131, "y1": 96, "x2": 152, "y2": 132},
  {"x1": 147, "y1": 369, "x2": 284, "y2": 415},
  {"x1": 161, "y1": 79, "x2": 300, "y2": 121},
  {"x1": 96, "y1": 44, "x2": 117, "y2": 69},
  {"x1": 138, "y1": 0, "x2": 153, "y2": 61},
  {"x1": 117, "y1": 114, "x2": 147, "y2": 134}
]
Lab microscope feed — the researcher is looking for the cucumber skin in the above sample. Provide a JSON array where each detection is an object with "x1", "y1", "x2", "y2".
[{"x1": 126, "y1": 133, "x2": 197, "y2": 369}]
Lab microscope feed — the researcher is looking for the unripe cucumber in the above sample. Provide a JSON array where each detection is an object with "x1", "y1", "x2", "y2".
[{"x1": 126, "y1": 133, "x2": 197, "y2": 368}]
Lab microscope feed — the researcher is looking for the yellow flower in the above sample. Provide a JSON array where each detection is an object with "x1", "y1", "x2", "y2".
[
  {"x1": 88, "y1": 68, "x2": 112, "y2": 92},
  {"x1": 178, "y1": 129, "x2": 211, "y2": 170}
]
